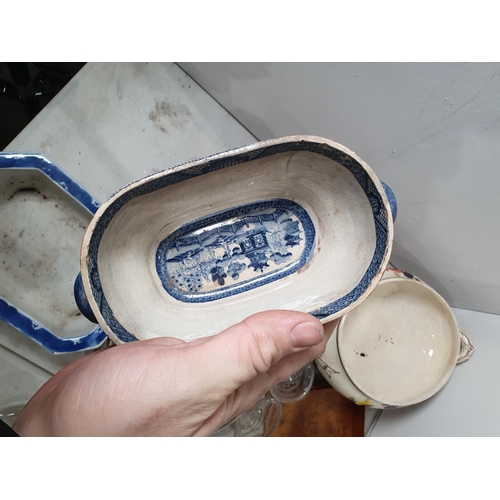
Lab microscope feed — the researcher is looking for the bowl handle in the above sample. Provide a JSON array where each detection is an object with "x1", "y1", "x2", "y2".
[
  {"x1": 381, "y1": 182, "x2": 397, "y2": 223},
  {"x1": 456, "y1": 331, "x2": 475, "y2": 364},
  {"x1": 74, "y1": 273, "x2": 98, "y2": 324}
]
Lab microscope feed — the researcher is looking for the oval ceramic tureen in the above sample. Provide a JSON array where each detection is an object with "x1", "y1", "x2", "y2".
[{"x1": 74, "y1": 136, "x2": 397, "y2": 345}]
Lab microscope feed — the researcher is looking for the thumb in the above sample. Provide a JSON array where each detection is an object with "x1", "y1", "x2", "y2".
[{"x1": 190, "y1": 310, "x2": 325, "y2": 395}]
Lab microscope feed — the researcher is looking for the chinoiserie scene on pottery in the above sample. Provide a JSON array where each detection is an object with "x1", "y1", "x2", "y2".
[
  {"x1": 1, "y1": 133, "x2": 474, "y2": 436},
  {"x1": 74, "y1": 135, "x2": 396, "y2": 344}
]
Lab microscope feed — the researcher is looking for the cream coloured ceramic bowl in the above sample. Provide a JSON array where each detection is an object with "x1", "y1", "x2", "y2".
[
  {"x1": 316, "y1": 268, "x2": 474, "y2": 409},
  {"x1": 74, "y1": 136, "x2": 396, "y2": 345}
]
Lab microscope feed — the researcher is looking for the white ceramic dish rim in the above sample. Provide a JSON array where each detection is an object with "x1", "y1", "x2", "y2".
[
  {"x1": 337, "y1": 276, "x2": 461, "y2": 407},
  {"x1": 80, "y1": 135, "x2": 394, "y2": 344},
  {"x1": 0, "y1": 153, "x2": 106, "y2": 354}
]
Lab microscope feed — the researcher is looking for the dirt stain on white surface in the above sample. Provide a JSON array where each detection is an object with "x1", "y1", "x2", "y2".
[
  {"x1": 116, "y1": 80, "x2": 123, "y2": 100},
  {"x1": 40, "y1": 139, "x2": 52, "y2": 150},
  {"x1": 148, "y1": 99, "x2": 192, "y2": 133},
  {"x1": 0, "y1": 172, "x2": 93, "y2": 338}
]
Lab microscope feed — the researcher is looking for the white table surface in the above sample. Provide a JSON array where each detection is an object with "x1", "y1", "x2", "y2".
[
  {"x1": 0, "y1": 343, "x2": 51, "y2": 423},
  {"x1": 371, "y1": 307, "x2": 500, "y2": 436},
  {"x1": 5, "y1": 62, "x2": 256, "y2": 204},
  {"x1": 1, "y1": 62, "x2": 255, "y2": 376}
]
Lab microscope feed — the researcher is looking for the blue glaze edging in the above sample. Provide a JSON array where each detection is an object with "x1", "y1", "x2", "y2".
[
  {"x1": 0, "y1": 153, "x2": 105, "y2": 353},
  {"x1": 381, "y1": 182, "x2": 397, "y2": 223},
  {"x1": 0, "y1": 153, "x2": 100, "y2": 214},
  {"x1": 74, "y1": 273, "x2": 98, "y2": 323},
  {"x1": 0, "y1": 298, "x2": 106, "y2": 354},
  {"x1": 85, "y1": 140, "x2": 392, "y2": 343},
  {"x1": 311, "y1": 217, "x2": 387, "y2": 319}
]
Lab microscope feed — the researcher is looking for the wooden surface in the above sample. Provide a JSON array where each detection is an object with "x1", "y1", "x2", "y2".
[{"x1": 272, "y1": 370, "x2": 365, "y2": 437}]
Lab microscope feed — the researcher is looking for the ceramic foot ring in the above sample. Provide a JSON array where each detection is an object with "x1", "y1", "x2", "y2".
[{"x1": 316, "y1": 268, "x2": 475, "y2": 409}]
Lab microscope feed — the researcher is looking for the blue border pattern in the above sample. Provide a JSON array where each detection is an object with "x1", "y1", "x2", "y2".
[
  {"x1": 0, "y1": 153, "x2": 106, "y2": 353},
  {"x1": 156, "y1": 199, "x2": 316, "y2": 302},
  {"x1": 86, "y1": 140, "x2": 391, "y2": 343},
  {"x1": 0, "y1": 297, "x2": 105, "y2": 354},
  {"x1": 0, "y1": 154, "x2": 100, "y2": 213}
]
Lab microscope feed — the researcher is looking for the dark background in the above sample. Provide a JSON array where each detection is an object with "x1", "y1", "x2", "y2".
[{"x1": 0, "y1": 63, "x2": 86, "y2": 149}]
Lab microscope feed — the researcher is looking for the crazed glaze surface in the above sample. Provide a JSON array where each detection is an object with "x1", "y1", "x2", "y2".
[{"x1": 79, "y1": 136, "x2": 394, "y2": 344}]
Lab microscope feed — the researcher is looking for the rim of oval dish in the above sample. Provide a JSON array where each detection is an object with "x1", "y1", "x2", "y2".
[
  {"x1": 80, "y1": 135, "x2": 394, "y2": 345},
  {"x1": 337, "y1": 276, "x2": 461, "y2": 407},
  {"x1": 0, "y1": 153, "x2": 106, "y2": 353}
]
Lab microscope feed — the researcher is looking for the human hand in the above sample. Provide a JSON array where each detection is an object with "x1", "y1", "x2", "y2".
[{"x1": 13, "y1": 310, "x2": 337, "y2": 437}]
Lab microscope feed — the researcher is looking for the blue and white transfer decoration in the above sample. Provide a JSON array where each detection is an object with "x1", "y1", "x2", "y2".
[
  {"x1": 0, "y1": 153, "x2": 106, "y2": 354},
  {"x1": 83, "y1": 139, "x2": 396, "y2": 345},
  {"x1": 156, "y1": 199, "x2": 315, "y2": 302},
  {"x1": 0, "y1": 154, "x2": 100, "y2": 213}
]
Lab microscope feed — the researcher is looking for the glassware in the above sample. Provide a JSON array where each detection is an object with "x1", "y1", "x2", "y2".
[
  {"x1": 270, "y1": 362, "x2": 315, "y2": 403},
  {"x1": 212, "y1": 395, "x2": 282, "y2": 437}
]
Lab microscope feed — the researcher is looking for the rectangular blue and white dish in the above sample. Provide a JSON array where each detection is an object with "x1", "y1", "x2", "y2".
[
  {"x1": 75, "y1": 136, "x2": 396, "y2": 344},
  {"x1": 0, "y1": 154, "x2": 106, "y2": 353}
]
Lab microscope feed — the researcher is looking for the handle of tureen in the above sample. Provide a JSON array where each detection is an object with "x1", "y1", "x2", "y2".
[
  {"x1": 74, "y1": 273, "x2": 98, "y2": 324},
  {"x1": 381, "y1": 182, "x2": 397, "y2": 223},
  {"x1": 456, "y1": 331, "x2": 475, "y2": 364}
]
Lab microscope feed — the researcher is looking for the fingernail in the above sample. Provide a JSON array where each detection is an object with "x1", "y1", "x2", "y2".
[{"x1": 290, "y1": 322, "x2": 324, "y2": 348}]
